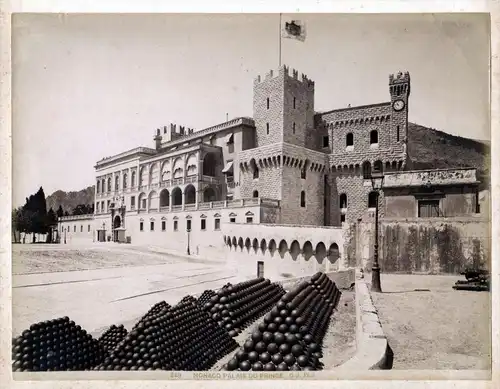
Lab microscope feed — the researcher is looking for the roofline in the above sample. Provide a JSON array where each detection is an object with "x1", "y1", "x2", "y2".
[{"x1": 316, "y1": 102, "x2": 391, "y2": 116}]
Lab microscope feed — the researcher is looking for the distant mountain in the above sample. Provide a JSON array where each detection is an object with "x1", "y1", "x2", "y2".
[
  {"x1": 407, "y1": 122, "x2": 490, "y2": 187},
  {"x1": 45, "y1": 186, "x2": 95, "y2": 214}
]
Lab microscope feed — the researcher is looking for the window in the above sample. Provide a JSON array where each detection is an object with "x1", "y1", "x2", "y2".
[
  {"x1": 301, "y1": 167, "x2": 306, "y2": 180},
  {"x1": 397, "y1": 125, "x2": 400, "y2": 142},
  {"x1": 150, "y1": 221, "x2": 154, "y2": 231},
  {"x1": 368, "y1": 191, "x2": 378, "y2": 208},
  {"x1": 97, "y1": 181, "x2": 100, "y2": 193},
  {"x1": 88, "y1": 225, "x2": 91, "y2": 232},
  {"x1": 80, "y1": 225, "x2": 83, "y2": 232},
  {"x1": 142, "y1": 198, "x2": 147, "y2": 209},
  {"x1": 174, "y1": 220, "x2": 178, "y2": 231},
  {"x1": 74, "y1": 226, "x2": 76, "y2": 232},
  {"x1": 362, "y1": 162, "x2": 372, "y2": 179},
  {"x1": 131, "y1": 196, "x2": 135, "y2": 207},
  {"x1": 96, "y1": 203, "x2": 100, "y2": 213},
  {"x1": 370, "y1": 130, "x2": 378, "y2": 144},
  {"x1": 266, "y1": 123, "x2": 270, "y2": 135},
  {"x1": 267, "y1": 98, "x2": 270, "y2": 109},
  {"x1": 246, "y1": 217, "x2": 253, "y2": 224},
  {"x1": 373, "y1": 160, "x2": 383, "y2": 173},
  {"x1": 253, "y1": 167, "x2": 259, "y2": 179},
  {"x1": 107, "y1": 178, "x2": 111, "y2": 192},
  {"x1": 230, "y1": 217, "x2": 236, "y2": 223},
  {"x1": 340, "y1": 194, "x2": 347, "y2": 209},
  {"x1": 293, "y1": 97, "x2": 296, "y2": 109},
  {"x1": 201, "y1": 219, "x2": 206, "y2": 230},
  {"x1": 187, "y1": 220, "x2": 192, "y2": 230},
  {"x1": 131, "y1": 171, "x2": 136, "y2": 187},
  {"x1": 340, "y1": 214, "x2": 346, "y2": 223},
  {"x1": 162, "y1": 221, "x2": 166, "y2": 231},
  {"x1": 115, "y1": 176, "x2": 119, "y2": 191},
  {"x1": 214, "y1": 218, "x2": 221, "y2": 230},
  {"x1": 140, "y1": 222, "x2": 144, "y2": 231},
  {"x1": 123, "y1": 174, "x2": 127, "y2": 189},
  {"x1": 253, "y1": 190, "x2": 259, "y2": 198},
  {"x1": 107, "y1": 200, "x2": 111, "y2": 210},
  {"x1": 293, "y1": 122, "x2": 296, "y2": 134},
  {"x1": 475, "y1": 191, "x2": 481, "y2": 214},
  {"x1": 323, "y1": 136, "x2": 329, "y2": 148},
  {"x1": 300, "y1": 191, "x2": 306, "y2": 207},
  {"x1": 418, "y1": 200, "x2": 441, "y2": 218},
  {"x1": 346, "y1": 133, "x2": 354, "y2": 147}
]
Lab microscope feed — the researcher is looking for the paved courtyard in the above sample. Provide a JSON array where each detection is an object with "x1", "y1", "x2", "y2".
[
  {"x1": 369, "y1": 273, "x2": 491, "y2": 370},
  {"x1": 12, "y1": 244, "x2": 236, "y2": 337}
]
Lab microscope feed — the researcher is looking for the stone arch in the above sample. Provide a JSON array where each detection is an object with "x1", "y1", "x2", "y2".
[
  {"x1": 161, "y1": 160, "x2": 171, "y2": 180},
  {"x1": 203, "y1": 186, "x2": 217, "y2": 202},
  {"x1": 260, "y1": 239, "x2": 267, "y2": 254},
  {"x1": 113, "y1": 215, "x2": 121, "y2": 229},
  {"x1": 139, "y1": 167, "x2": 147, "y2": 187},
  {"x1": 184, "y1": 184, "x2": 196, "y2": 204},
  {"x1": 315, "y1": 242, "x2": 327, "y2": 263},
  {"x1": 328, "y1": 243, "x2": 340, "y2": 264},
  {"x1": 171, "y1": 187, "x2": 182, "y2": 206},
  {"x1": 231, "y1": 236, "x2": 237, "y2": 247},
  {"x1": 131, "y1": 171, "x2": 136, "y2": 187},
  {"x1": 148, "y1": 190, "x2": 158, "y2": 210},
  {"x1": 290, "y1": 240, "x2": 301, "y2": 261},
  {"x1": 252, "y1": 238, "x2": 259, "y2": 252},
  {"x1": 278, "y1": 239, "x2": 288, "y2": 259},
  {"x1": 138, "y1": 192, "x2": 147, "y2": 210},
  {"x1": 340, "y1": 193, "x2": 347, "y2": 209},
  {"x1": 237, "y1": 237, "x2": 244, "y2": 250},
  {"x1": 185, "y1": 153, "x2": 198, "y2": 176},
  {"x1": 268, "y1": 239, "x2": 277, "y2": 256},
  {"x1": 159, "y1": 189, "x2": 170, "y2": 207},
  {"x1": 244, "y1": 238, "x2": 251, "y2": 251},
  {"x1": 150, "y1": 162, "x2": 160, "y2": 185},
  {"x1": 203, "y1": 152, "x2": 217, "y2": 176},
  {"x1": 107, "y1": 177, "x2": 112, "y2": 192},
  {"x1": 173, "y1": 157, "x2": 183, "y2": 179},
  {"x1": 373, "y1": 160, "x2": 383, "y2": 173},
  {"x1": 303, "y1": 241, "x2": 313, "y2": 261}
]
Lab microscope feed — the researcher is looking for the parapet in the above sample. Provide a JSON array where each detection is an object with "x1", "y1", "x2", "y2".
[
  {"x1": 254, "y1": 64, "x2": 315, "y2": 89},
  {"x1": 389, "y1": 71, "x2": 410, "y2": 84}
]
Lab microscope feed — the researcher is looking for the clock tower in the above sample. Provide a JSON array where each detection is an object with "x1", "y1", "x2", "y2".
[{"x1": 389, "y1": 71, "x2": 410, "y2": 148}]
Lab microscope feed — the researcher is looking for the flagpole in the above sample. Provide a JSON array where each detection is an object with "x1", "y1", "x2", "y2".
[{"x1": 279, "y1": 13, "x2": 282, "y2": 67}]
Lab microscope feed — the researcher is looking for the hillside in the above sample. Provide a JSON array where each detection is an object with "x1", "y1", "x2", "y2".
[
  {"x1": 407, "y1": 122, "x2": 490, "y2": 186},
  {"x1": 45, "y1": 186, "x2": 95, "y2": 214},
  {"x1": 44, "y1": 125, "x2": 489, "y2": 212}
]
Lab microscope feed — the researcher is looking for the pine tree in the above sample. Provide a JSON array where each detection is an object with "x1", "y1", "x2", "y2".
[{"x1": 56, "y1": 205, "x2": 64, "y2": 218}]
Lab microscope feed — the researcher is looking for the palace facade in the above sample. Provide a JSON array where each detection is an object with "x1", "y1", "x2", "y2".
[{"x1": 58, "y1": 66, "x2": 487, "y2": 279}]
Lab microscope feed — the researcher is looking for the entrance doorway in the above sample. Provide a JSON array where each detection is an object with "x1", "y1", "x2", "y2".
[
  {"x1": 257, "y1": 261, "x2": 264, "y2": 278},
  {"x1": 113, "y1": 215, "x2": 121, "y2": 242}
]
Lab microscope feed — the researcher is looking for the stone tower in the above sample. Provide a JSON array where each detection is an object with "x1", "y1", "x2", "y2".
[
  {"x1": 253, "y1": 65, "x2": 315, "y2": 148},
  {"x1": 389, "y1": 71, "x2": 411, "y2": 148}
]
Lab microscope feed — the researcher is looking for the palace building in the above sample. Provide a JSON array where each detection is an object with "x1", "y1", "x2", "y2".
[{"x1": 58, "y1": 66, "x2": 487, "y2": 279}]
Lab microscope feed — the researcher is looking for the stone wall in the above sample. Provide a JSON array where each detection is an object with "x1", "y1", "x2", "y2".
[{"x1": 347, "y1": 216, "x2": 490, "y2": 274}]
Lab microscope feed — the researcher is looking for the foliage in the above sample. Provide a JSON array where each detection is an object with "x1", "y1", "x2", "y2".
[{"x1": 72, "y1": 203, "x2": 94, "y2": 215}]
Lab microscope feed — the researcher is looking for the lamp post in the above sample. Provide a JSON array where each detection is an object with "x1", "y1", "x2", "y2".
[
  {"x1": 370, "y1": 171, "x2": 384, "y2": 293},
  {"x1": 187, "y1": 228, "x2": 191, "y2": 255}
]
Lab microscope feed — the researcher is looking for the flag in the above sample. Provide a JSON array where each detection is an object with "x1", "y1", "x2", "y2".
[{"x1": 282, "y1": 19, "x2": 306, "y2": 42}]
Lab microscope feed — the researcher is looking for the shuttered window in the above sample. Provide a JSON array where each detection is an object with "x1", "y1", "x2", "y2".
[{"x1": 418, "y1": 200, "x2": 441, "y2": 218}]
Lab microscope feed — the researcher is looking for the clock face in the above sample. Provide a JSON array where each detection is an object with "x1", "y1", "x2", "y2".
[{"x1": 393, "y1": 100, "x2": 405, "y2": 111}]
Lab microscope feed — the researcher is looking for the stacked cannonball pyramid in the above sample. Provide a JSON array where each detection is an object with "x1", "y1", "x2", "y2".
[
  {"x1": 203, "y1": 278, "x2": 286, "y2": 338},
  {"x1": 93, "y1": 298, "x2": 238, "y2": 371},
  {"x1": 196, "y1": 289, "x2": 217, "y2": 307},
  {"x1": 12, "y1": 317, "x2": 105, "y2": 372},
  {"x1": 131, "y1": 301, "x2": 171, "y2": 331},
  {"x1": 179, "y1": 295, "x2": 197, "y2": 305},
  {"x1": 223, "y1": 272, "x2": 341, "y2": 372},
  {"x1": 98, "y1": 325, "x2": 128, "y2": 353}
]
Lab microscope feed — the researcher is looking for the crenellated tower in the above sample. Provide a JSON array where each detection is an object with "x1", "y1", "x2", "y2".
[
  {"x1": 253, "y1": 65, "x2": 315, "y2": 148},
  {"x1": 389, "y1": 71, "x2": 410, "y2": 151}
]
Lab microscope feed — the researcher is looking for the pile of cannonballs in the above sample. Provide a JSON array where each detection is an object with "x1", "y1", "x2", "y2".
[
  {"x1": 98, "y1": 325, "x2": 128, "y2": 353},
  {"x1": 196, "y1": 289, "x2": 217, "y2": 307},
  {"x1": 12, "y1": 317, "x2": 105, "y2": 372},
  {"x1": 93, "y1": 298, "x2": 238, "y2": 371},
  {"x1": 223, "y1": 272, "x2": 341, "y2": 371},
  {"x1": 202, "y1": 278, "x2": 286, "y2": 337}
]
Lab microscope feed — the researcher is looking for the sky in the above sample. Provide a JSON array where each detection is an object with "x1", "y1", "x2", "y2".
[{"x1": 12, "y1": 13, "x2": 490, "y2": 207}]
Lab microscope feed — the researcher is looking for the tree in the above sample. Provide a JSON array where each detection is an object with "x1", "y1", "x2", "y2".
[
  {"x1": 64, "y1": 211, "x2": 69, "y2": 216},
  {"x1": 56, "y1": 205, "x2": 64, "y2": 218},
  {"x1": 20, "y1": 186, "x2": 49, "y2": 242},
  {"x1": 46, "y1": 208, "x2": 58, "y2": 243},
  {"x1": 72, "y1": 203, "x2": 94, "y2": 215}
]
